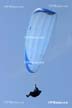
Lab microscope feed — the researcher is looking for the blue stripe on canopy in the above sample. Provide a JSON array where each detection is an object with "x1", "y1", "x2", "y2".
[
  {"x1": 33, "y1": 8, "x2": 56, "y2": 15},
  {"x1": 25, "y1": 50, "x2": 35, "y2": 73}
]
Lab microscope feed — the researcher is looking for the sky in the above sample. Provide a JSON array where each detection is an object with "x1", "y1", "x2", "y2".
[{"x1": 0, "y1": 0, "x2": 72, "y2": 108}]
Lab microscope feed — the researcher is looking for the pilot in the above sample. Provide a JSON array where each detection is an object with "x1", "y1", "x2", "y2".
[{"x1": 26, "y1": 84, "x2": 42, "y2": 97}]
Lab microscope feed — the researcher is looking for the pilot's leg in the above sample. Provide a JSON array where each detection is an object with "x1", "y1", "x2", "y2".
[
  {"x1": 26, "y1": 92, "x2": 32, "y2": 97},
  {"x1": 26, "y1": 93, "x2": 30, "y2": 97},
  {"x1": 26, "y1": 94, "x2": 30, "y2": 97}
]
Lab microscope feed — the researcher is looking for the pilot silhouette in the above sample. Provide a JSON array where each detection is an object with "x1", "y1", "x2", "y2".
[{"x1": 26, "y1": 84, "x2": 42, "y2": 97}]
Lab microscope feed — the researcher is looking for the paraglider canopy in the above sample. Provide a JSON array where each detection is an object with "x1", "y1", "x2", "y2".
[{"x1": 24, "y1": 8, "x2": 56, "y2": 73}]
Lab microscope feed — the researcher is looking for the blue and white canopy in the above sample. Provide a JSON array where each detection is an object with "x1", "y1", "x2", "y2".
[{"x1": 24, "y1": 8, "x2": 56, "y2": 73}]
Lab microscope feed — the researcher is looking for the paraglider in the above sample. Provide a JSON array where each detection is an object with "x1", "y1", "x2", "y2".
[
  {"x1": 26, "y1": 84, "x2": 42, "y2": 97},
  {"x1": 24, "y1": 8, "x2": 56, "y2": 73}
]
